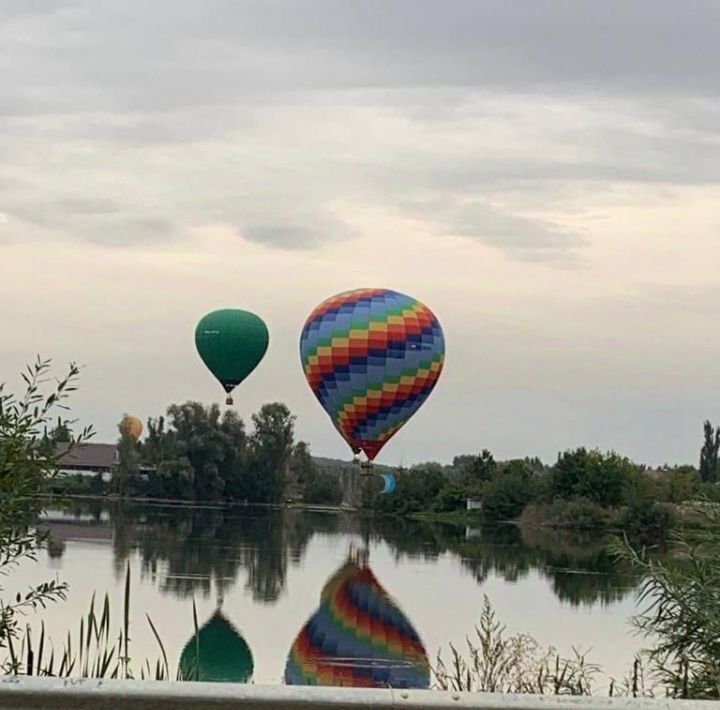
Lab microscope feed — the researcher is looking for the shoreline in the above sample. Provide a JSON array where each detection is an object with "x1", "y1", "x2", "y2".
[
  {"x1": 44, "y1": 493, "x2": 712, "y2": 532},
  {"x1": 44, "y1": 493, "x2": 354, "y2": 514}
]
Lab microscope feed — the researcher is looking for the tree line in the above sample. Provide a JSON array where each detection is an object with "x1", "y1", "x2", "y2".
[
  {"x1": 360, "y1": 421, "x2": 720, "y2": 537},
  {"x1": 49, "y1": 398, "x2": 720, "y2": 533},
  {"x1": 113, "y1": 402, "x2": 304, "y2": 504}
]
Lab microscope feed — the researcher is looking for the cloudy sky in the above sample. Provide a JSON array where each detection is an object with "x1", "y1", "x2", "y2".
[{"x1": 2, "y1": 0, "x2": 719, "y2": 466}]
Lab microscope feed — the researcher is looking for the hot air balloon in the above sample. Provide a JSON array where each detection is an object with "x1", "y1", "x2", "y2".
[
  {"x1": 284, "y1": 550, "x2": 429, "y2": 688},
  {"x1": 119, "y1": 415, "x2": 143, "y2": 441},
  {"x1": 195, "y1": 309, "x2": 269, "y2": 405},
  {"x1": 379, "y1": 472, "x2": 396, "y2": 495},
  {"x1": 300, "y1": 289, "x2": 445, "y2": 470},
  {"x1": 178, "y1": 609, "x2": 254, "y2": 683}
]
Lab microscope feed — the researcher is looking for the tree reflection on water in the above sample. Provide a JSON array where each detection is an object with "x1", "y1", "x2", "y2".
[{"x1": 43, "y1": 501, "x2": 641, "y2": 607}]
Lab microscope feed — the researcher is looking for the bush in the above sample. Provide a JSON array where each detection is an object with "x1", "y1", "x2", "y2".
[
  {"x1": 303, "y1": 471, "x2": 343, "y2": 505},
  {"x1": 653, "y1": 467, "x2": 700, "y2": 504},
  {"x1": 483, "y1": 475, "x2": 534, "y2": 523},
  {"x1": 619, "y1": 500, "x2": 675, "y2": 544},
  {"x1": 521, "y1": 498, "x2": 609, "y2": 529},
  {"x1": 612, "y1": 509, "x2": 720, "y2": 698},
  {"x1": 434, "y1": 596, "x2": 598, "y2": 694},
  {"x1": 698, "y1": 482, "x2": 720, "y2": 503},
  {"x1": 0, "y1": 359, "x2": 92, "y2": 651},
  {"x1": 551, "y1": 449, "x2": 636, "y2": 507},
  {"x1": 433, "y1": 480, "x2": 468, "y2": 512}
]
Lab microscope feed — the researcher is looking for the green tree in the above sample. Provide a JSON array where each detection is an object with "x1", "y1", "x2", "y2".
[
  {"x1": 246, "y1": 403, "x2": 296, "y2": 504},
  {"x1": 289, "y1": 441, "x2": 316, "y2": 488},
  {"x1": 156, "y1": 458, "x2": 195, "y2": 500},
  {"x1": 650, "y1": 466, "x2": 699, "y2": 504},
  {"x1": 165, "y1": 402, "x2": 226, "y2": 500},
  {"x1": 699, "y1": 420, "x2": 720, "y2": 483},
  {"x1": 0, "y1": 358, "x2": 92, "y2": 654},
  {"x1": 433, "y1": 479, "x2": 468, "y2": 512},
  {"x1": 497, "y1": 459, "x2": 534, "y2": 480},
  {"x1": 135, "y1": 401, "x2": 302, "y2": 503},
  {"x1": 115, "y1": 419, "x2": 140, "y2": 497},
  {"x1": 141, "y1": 415, "x2": 175, "y2": 467},
  {"x1": 217, "y1": 410, "x2": 248, "y2": 499},
  {"x1": 454, "y1": 450, "x2": 496, "y2": 487},
  {"x1": 139, "y1": 403, "x2": 248, "y2": 501},
  {"x1": 483, "y1": 473, "x2": 535, "y2": 522},
  {"x1": 551, "y1": 449, "x2": 633, "y2": 507},
  {"x1": 303, "y1": 470, "x2": 343, "y2": 505}
]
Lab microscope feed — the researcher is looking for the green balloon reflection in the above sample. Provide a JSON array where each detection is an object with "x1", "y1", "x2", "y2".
[{"x1": 178, "y1": 608, "x2": 253, "y2": 683}]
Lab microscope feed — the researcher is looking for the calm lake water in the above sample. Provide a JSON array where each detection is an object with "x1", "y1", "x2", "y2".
[{"x1": 14, "y1": 502, "x2": 648, "y2": 687}]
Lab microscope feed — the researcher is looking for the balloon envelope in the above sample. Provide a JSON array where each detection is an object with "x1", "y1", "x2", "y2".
[
  {"x1": 380, "y1": 472, "x2": 396, "y2": 494},
  {"x1": 195, "y1": 309, "x2": 269, "y2": 397},
  {"x1": 284, "y1": 558, "x2": 429, "y2": 688},
  {"x1": 119, "y1": 415, "x2": 142, "y2": 440},
  {"x1": 300, "y1": 289, "x2": 445, "y2": 461}
]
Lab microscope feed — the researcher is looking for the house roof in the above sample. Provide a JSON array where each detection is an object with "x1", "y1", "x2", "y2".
[{"x1": 57, "y1": 443, "x2": 118, "y2": 469}]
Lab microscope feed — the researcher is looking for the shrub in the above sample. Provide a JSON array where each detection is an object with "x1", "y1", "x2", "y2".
[
  {"x1": 433, "y1": 480, "x2": 468, "y2": 512},
  {"x1": 619, "y1": 500, "x2": 675, "y2": 544},
  {"x1": 483, "y1": 475, "x2": 534, "y2": 522},
  {"x1": 551, "y1": 449, "x2": 636, "y2": 507},
  {"x1": 520, "y1": 498, "x2": 609, "y2": 529},
  {"x1": 612, "y1": 508, "x2": 720, "y2": 698},
  {"x1": 0, "y1": 359, "x2": 93, "y2": 651},
  {"x1": 303, "y1": 471, "x2": 343, "y2": 505},
  {"x1": 434, "y1": 596, "x2": 598, "y2": 694}
]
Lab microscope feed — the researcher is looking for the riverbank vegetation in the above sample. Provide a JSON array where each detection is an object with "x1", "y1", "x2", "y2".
[
  {"x1": 0, "y1": 359, "x2": 93, "y2": 652},
  {"x1": 358, "y1": 443, "x2": 718, "y2": 542},
  {"x1": 45, "y1": 396, "x2": 720, "y2": 540},
  {"x1": 436, "y1": 509, "x2": 720, "y2": 699}
]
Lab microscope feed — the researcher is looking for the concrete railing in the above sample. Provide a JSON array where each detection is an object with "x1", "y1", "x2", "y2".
[{"x1": 0, "y1": 677, "x2": 712, "y2": 710}]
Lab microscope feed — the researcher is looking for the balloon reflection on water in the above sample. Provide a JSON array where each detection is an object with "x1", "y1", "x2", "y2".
[
  {"x1": 179, "y1": 606, "x2": 254, "y2": 683},
  {"x1": 284, "y1": 548, "x2": 429, "y2": 688}
]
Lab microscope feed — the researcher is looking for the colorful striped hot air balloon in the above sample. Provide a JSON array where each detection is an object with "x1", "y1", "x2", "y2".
[
  {"x1": 284, "y1": 554, "x2": 429, "y2": 688},
  {"x1": 299, "y1": 289, "x2": 445, "y2": 465}
]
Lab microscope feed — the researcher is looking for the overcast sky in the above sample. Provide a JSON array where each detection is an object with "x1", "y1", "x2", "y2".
[{"x1": 2, "y1": 1, "x2": 719, "y2": 466}]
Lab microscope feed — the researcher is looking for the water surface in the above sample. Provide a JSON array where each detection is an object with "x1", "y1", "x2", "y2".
[{"x1": 13, "y1": 502, "x2": 646, "y2": 686}]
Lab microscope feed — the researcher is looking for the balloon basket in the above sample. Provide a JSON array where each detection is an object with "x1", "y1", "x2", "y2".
[
  {"x1": 225, "y1": 395, "x2": 234, "y2": 405},
  {"x1": 359, "y1": 461, "x2": 374, "y2": 476}
]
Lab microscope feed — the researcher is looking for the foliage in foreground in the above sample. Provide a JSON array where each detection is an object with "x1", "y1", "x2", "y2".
[
  {"x1": 433, "y1": 596, "x2": 599, "y2": 695},
  {"x1": 612, "y1": 508, "x2": 720, "y2": 699},
  {"x1": 0, "y1": 358, "x2": 93, "y2": 651},
  {"x1": 434, "y1": 597, "x2": 663, "y2": 697},
  {"x1": 1, "y1": 565, "x2": 170, "y2": 680}
]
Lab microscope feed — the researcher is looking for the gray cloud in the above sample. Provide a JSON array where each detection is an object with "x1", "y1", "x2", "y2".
[
  {"x1": 242, "y1": 225, "x2": 316, "y2": 249},
  {"x1": 84, "y1": 218, "x2": 175, "y2": 247},
  {"x1": 3, "y1": 1, "x2": 719, "y2": 113},
  {"x1": 1, "y1": 0, "x2": 719, "y2": 264},
  {"x1": 2, "y1": 199, "x2": 174, "y2": 246},
  {"x1": 242, "y1": 219, "x2": 353, "y2": 250},
  {"x1": 397, "y1": 197, "x2": 587, "y2": 265}
]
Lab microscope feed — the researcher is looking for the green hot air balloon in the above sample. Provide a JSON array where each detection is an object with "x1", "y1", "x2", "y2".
[
  {"x1": 195, "y1": 309, "x2": 269, "y2": 405},
  {"x1": 178, "y1": 610, "x2": 254, "y2": 683}
]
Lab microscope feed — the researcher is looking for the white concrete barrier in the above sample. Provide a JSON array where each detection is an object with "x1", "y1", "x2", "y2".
[{"x1": 0, "y1": 677, "x2": 712, "y2": 710}]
